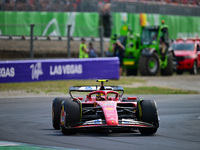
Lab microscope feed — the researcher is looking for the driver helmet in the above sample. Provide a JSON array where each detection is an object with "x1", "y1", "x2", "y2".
[{"x1": 96, "y1": 93, "x2": 105, "y2": 101}]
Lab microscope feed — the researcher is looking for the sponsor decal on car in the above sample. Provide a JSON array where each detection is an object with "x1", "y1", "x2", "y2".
[
  {"x1": 105, "y1": 108, "x2": 114, "y2": 110},
  {"x1": 103, "y1": 102, "x2": 115, "y2": 106},
  {"x1": 83, "y1": 119, "x2": 103, "y2": 125},
  {"x1": 85, "y1": 86, "x2": 92, "y2": 90},
  {"x1": 94, "y1": 119, "x2": 102, "y2": 124}
]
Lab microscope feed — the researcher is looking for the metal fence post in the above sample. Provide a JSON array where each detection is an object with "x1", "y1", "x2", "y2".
[
  {"x1": 30, "y1": 24, "x2": 35, "y2": 58},
  {"x1": 67, "y1": 24, "x2": 72, "y2": 58},
  {"x1": 100, "y1": 26, "x2": 104, "y2": 57}
]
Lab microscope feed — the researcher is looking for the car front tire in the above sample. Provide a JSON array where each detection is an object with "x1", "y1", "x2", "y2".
[
  {"x1": 60, "y1": 99, "x2": 81, "y2": 135},
  {"x1": 137, "y1": 100, "x2": 159, "y2": 135},
  {"x1": 52, "y1": 98, "x2": 66, "y2": 130}
]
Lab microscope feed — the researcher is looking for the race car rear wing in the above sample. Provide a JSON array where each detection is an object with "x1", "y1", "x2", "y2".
[
  {"x1": 69, "y1": 86, "x2": 124, "y2": 99},
  {"x1": 69, "y1": 86, "x2": 124, "y2": 92}
]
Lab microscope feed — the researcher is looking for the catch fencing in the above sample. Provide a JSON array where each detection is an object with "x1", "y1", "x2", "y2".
[{"x1": 1, "y1": 11, "x2": 200, "y2": 59}]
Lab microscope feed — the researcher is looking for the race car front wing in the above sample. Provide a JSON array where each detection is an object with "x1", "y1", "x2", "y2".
[{"x1": 72, "y1": 118, "x2": 154, "y2": 129}]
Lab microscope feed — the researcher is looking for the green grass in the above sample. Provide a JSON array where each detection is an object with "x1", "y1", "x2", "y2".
[
  {"x1": 0, "y1": 78, "x2": 198, "y2": 95},
  {"x1": 124, "y1": 87, "x2": 198, "y2": 94}
]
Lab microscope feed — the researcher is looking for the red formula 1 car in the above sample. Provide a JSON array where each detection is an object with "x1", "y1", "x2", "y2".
[{"x1": 52, "y1": 80, "x2": 159, "y2": 135}]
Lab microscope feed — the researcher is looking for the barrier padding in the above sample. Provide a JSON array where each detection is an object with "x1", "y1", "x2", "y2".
[{"x1": 0, "y1": 57, "x2": 119, "y2": 83}]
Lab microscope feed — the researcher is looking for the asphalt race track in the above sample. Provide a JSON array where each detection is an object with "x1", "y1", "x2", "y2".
[{"x1": 0, "y1": 95, "x2": 200, "y2": 150}]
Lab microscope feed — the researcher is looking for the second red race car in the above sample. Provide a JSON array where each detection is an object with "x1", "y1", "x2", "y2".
[{"x1": 52, "y1": 79, "x2": 159, "y2": 135}]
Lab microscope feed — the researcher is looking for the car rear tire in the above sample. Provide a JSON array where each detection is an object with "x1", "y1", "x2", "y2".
[
  {"x1": 139, "y1": 53, "x2": 160, "y2": 76},
  {"x1": 137, "y1": 100, "x2": 159, "y2": 135},
  {"x1": 52, "y1": 98, "x2": 65, "y2": 130},
  {"x1": 190, "y1": 61, "x2": 197, "y2": 75},
  {"x1": 176, "y1": 70, "x2": 183, "y2": 75},
  {"x1": 161, "y1": 52, "x2": 173, "y2": 76},
  {"x1": 61, "y1": 99, "x2": 81, "y2": 134}
]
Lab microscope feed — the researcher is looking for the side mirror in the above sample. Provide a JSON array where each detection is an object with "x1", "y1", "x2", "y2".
[{"x1": 127, "y1": 97, "x2": 137, "y2": 100}]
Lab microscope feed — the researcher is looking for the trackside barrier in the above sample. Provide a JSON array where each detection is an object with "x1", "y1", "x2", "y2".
[{"x1": 0, "y1": 57, "x2": 119, "y2": 83}]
